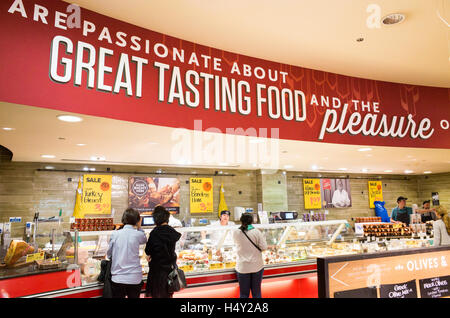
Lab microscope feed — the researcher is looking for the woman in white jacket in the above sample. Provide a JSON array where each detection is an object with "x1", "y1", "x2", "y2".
[
  {"x1": 232, "y1": 213, "x2": 267, "y2": 298},
  {"x1": 433, "y1": 207, "x2": 450, "y2": 246}
]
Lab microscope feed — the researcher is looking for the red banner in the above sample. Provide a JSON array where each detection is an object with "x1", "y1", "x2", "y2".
[{"x1": 0, "y1": 0, "x2": 449, "y2": 148}]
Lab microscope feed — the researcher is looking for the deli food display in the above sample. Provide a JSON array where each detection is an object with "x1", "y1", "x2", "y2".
[
  {"x1": 362, "y1": 223, "x2": 412, "y2": 237},
  {"x1": 70, "y1": 218, "x2": 115, "y2": 231}
]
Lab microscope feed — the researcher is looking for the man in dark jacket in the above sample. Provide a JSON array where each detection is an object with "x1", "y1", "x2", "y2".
[{"x1": 145, "y1": 206, "x2": 181, "y2": 298}]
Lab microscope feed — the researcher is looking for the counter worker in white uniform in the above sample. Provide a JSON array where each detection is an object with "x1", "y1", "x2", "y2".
[
  {"x1": 202, "y1": 210, "x2": 235, "y2": 253},
  {"x1": 331, "y1": 179, "x2": 351, "y2": 207},
  {"x1": 232, "y1": 213, "x2": 267, "y2": 298}
]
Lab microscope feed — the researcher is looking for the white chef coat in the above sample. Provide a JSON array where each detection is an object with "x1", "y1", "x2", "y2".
[
  {"x1": 332, "y1": 189, "x2": 351, "y2": 207},
  {"x1": 208, "y1": 220, "x2": 235, "y2": 246}
]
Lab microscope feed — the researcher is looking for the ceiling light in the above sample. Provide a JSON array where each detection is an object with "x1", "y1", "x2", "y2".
[
  {"x1": 384, "y1": 170, "x2": 393, "y2": 173},
  {"x1": 311, "y1": 165, "x2": 318, "y2": 170},
  {"x1": 424, "y1": 171, "x2": 432, "y2": 174},
  {"x1": 382, "y1": 13, "x2": 405, "y2": 25},
  {"x1": 357, "y1": 148, "x2": 372, "y2": 152},
  {"x1": 76, "y1": 143, "x2": 86, "y2": 146},
  {"x1": 41, "y1": 154, "x2": 55, "y2": 159},
  {"x1": 2, "y1": 127, "x2": 15, "y2": 131},
  {"x1": 57, "y1": 115, "x2": 83, "y2": 123},
  {"x1": 362, "y1": 168, "x2": 369, "y2": 173},
  {"x1": 404, "y1": 170, "x2": 414, "y2": 174},
  {"x1": 339, "y1": 168, "x2": 348, "y2": 171},
  {"x1": 90, "y1": 156, "x2": 105, "y2": 161},
  {"x1": 45, "y1": 166, "x2": 54, "y2": 170}
]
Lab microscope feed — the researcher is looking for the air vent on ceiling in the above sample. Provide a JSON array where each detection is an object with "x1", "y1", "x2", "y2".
[{"x1": 382, "y1": 13, "x2": 405, "y2": 25}]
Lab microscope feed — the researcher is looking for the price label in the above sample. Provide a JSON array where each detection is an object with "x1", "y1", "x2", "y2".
[
  {"x1": 180, "y1": 265, "x2": 194, "y2": 272},
  {"x1": 209, "y1": 263, "x2": 224, "y2": 270},
  {"x1": 26, "y1": 252, "x2": 45, "y2": 263},
  {"x1": 225, "y1": 262, "x2": 236, "y2": 268}
]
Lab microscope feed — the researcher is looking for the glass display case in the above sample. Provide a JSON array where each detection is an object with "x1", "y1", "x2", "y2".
[{"x1": 0, "y1": 218, "x2": 76, "y2": 281}]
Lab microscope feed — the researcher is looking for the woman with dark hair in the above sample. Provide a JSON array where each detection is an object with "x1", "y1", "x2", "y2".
[
  {"x1": 145, "y1": 206, "x2": 181, "y2": 298},
  {"x1": 107, "y1": 208, "x2": 147, "y2": 298},
  {"x1": 232, "y1": 213, "x2": 267, "y2": 298}
]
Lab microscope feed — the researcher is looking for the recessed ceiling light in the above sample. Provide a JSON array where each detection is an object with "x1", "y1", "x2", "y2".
[
  {"x1": 311, "y1": 165, "x2": 318, "y2": 170},
  {"x1": 45, "y1": 166, "x2": 54, "y2": 170},
  {"x1": 76, "y1": 143, "x2": 86, "y2": 146},
  {"x1": 362, "y1": 168, "x2": 369, "y2": 173},
  {"x1": 2, "y1": 127, "x2": 15, "y2": 131},
  {"x1": 357, "y1": 147, "x2": 372, "y2": 152},
  {"x1": 382, "y1": 13, "x2": 405, "y2": 25},
  {"x1": 339, "y1": 168, "x2": 348, "y2": 171},
  {"x1": 57, "y1": 115, "x2": 83, "y2": 123},
  {"x1": 404, "y1": 170, "x2": 414, "y2": 174},
  {"x1": 384, "y1": 170, "x2": 393, "y2": 173},
  {"x1": 90, "y1": 156, "x2": 105, "y2": 161},
  {"x1": 41, "y1": 154, "x2": 55, "y2": 159},
  {"x1": 424, "y1": 171, "x2": 432, "y2": 174}
]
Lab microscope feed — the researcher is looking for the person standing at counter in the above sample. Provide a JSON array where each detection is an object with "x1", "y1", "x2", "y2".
[
  {"x1": 106, "y1": 208, "x2": 147, "y2": 298},
  {"x1": 433, "y1": 206, "x2": 450, "y2": 246},
  {"x1": 145, "y1": 206, "x2": 181, "y2": 298},
  {"x1": 416, "y1": 200, "x2": 437, "y2": 223},
  {"x1": 232, "y1": 213, "x2": 267, "y2": 298},
  {"x1": 391, "y1": 196, "x2": 413, "y2": 225}
]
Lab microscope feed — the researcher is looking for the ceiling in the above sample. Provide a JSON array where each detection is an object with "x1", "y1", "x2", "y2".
[
  {"x1": 1, "y1": 102, "x2": 450, "y2": 175},
  {"x1": 64, "y1": 0, "x2": 450, "y2": 88}
]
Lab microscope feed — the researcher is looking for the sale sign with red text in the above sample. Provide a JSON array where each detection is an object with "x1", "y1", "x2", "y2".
[
  {"x1": 0, "y1": 0, "x2": 449, "y2": 148},
  {"x1": 303, "y1": 179, "x2": 322, "y2": 209},
  {"x1": 82, "y1": 174, "x2": 112, "y2": 215}
]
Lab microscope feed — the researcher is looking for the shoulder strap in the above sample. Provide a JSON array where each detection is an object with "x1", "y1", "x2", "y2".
[{"x1": 241, "y1": 229, "x2": 261, "y2": 252}]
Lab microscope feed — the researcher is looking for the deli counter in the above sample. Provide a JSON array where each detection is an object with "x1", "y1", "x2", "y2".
[{"x1": 0, "y1": 219, "x2": 435, "y2": 298}]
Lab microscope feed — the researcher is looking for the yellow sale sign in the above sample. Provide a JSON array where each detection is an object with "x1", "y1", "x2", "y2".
[
  {"x1": 368, "y1": 181, "x2": 383, "y2": 208},
  {"x1": 190, "y1": 178, "x2": 213, "y2": 213},
  {"x1": 303, "y1": 179, "x2": 322, "y2": 209},
  {"x1": 82, "y1": 174, "x2": 112, "y2": 215}
]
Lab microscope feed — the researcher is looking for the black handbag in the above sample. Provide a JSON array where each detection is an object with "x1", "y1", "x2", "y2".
[{"x1": 167, "y1": 264, "x2": 186, "y2": 293}]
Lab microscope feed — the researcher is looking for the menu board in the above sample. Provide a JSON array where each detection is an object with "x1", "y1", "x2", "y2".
[
  {"x1": 368, "y1": 181, "x2": 383, "y2": 208},
  {"x1": 379, "y1": 280, "x2": 418, "y2": 298},
  {"x1": 82, "y1": 174, "x2": 112, "y2": 215},
  {"x1": 318, "y1": 246, "x2": 450, "y2": 298},
  {"x1": 303, "y1": 179, "x2": 322, "y2": 209},
  {"x1": 189, "y1": 178, "x2": 213, "y2": 213},
  {"x1": 128, "y1": 177, "x2": 180, "y2": 213},
  {"x1": 419, "y1": 275, "x2": 450, "y2": 298}
]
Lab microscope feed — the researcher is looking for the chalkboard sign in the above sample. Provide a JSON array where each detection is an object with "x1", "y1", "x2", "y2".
[
  {"x1": 334, "y1": 286, "x2": 377, "y2": 298},
  {"x1": 380, "y1": 279, "x2": 417, "y2": 298},
  {"x1": 419, "y1": 275, "x2": 450, "y2": 298}
]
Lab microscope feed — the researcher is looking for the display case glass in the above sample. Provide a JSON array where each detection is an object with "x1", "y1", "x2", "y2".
[{"x1": 0, "y1": 219, "x2": 76, "y2": 280}]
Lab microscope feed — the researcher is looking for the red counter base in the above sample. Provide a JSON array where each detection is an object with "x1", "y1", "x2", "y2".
[{"x1": 173, "y1": 274, "x2": 318, "y2": 298}]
